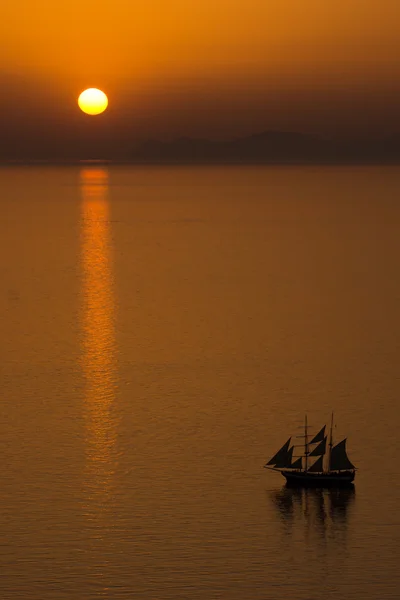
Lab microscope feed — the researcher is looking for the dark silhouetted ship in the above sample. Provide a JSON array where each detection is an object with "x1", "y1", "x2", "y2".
[{"x1": 264, "y1": 415, "x2": 356, "y2": 487}]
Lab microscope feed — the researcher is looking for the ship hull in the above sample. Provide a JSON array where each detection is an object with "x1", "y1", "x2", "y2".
[{"x1": 281, "y1": 470, "x2": 355, "y2": 487}]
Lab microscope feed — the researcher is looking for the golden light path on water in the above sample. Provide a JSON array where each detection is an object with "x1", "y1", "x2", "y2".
[{"x1": 80, "y1": 167, "x2": 117, "y2": 516}]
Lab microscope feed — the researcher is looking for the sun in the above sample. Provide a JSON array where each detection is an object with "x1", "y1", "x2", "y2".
[{"x1": 78, "y1": 88, "x2": 108, "y2": 115}]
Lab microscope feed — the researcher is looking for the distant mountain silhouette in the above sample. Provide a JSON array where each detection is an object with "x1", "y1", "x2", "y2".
[
  {"x1": 3, "y1": 130, "x2": 400, "y2": 163},
  {"x1": 130, "y1": 131, "x2": 400, "y2": 164}
]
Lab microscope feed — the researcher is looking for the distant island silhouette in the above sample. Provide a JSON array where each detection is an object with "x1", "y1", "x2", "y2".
[
  {"x1": 130, "y1": 131, "x2": 400, "y2": 164},
  {"x1": 3, "y1": 130, "x2": 400, "y2": 164}
]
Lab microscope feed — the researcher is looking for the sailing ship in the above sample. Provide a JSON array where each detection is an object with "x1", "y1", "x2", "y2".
[{"x1": 264, "y1": 415, "x2": 356, "y2": 487}]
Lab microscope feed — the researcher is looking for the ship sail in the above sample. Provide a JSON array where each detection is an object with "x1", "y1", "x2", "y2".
[
  {"x1": 290, "y1": 457, "x2": 302, "y2": 470},
  {"x1": 309, "y1": 426, "x2": 326, "y2": 444},
  {"x1": 309, "y1": 436, "x2": 327, "y2": 456},
  {"x1": 307, "y1": 455, "x2": 324, "y2": 472},
  {"x1": 274, "y1": 446, "x2": 294, "y2": 468},
  {"x1": 265, "y1": 438, "x2": 291, "y2": 466},
  {"x1": 329, "y1": 439, "x2": 356, "y2": 471}
]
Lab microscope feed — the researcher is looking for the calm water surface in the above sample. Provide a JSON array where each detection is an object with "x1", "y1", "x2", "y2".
[{"x1": 1, "y1": 165, "x2": 400, "y2": 599}]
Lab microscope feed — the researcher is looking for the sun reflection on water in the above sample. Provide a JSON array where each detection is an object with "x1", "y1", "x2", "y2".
[{"x1": 80, "y1": 167, "x2": 117, "y2": 502}]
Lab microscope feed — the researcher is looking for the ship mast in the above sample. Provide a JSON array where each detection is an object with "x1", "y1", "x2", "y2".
[
  {"x1": 304, "y1": 414, "x2": 309, "y2": 471},
  {"x1": 327, "y1": 412, "x2": 334, "y2": 471}
]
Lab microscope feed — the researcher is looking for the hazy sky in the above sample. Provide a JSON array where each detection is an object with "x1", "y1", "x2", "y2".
[{"x1": 2, "y1": 0, "x2": 400, "y2": 156}]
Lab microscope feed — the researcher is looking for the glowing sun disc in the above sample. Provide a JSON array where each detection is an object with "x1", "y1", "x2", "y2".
[{"x1": 78, "y1": 88, "x2": 108, "y2": 115}]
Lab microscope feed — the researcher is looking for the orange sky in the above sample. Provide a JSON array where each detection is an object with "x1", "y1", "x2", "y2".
[{"x1": 1, "y1": 0, "x2": 400, "y2": 154}]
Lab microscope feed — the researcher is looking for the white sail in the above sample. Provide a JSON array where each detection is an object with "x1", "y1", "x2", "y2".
[
  {"x1": 309, "y1": 425, "x2": 326, "y2": 444},
  {"x1": 307, "y1": 455, "x2": 324, "y2": 472},
  {"x1": 265, "y1": 438, "x2": 291, "y2": 466},
  {"x1": 309, "y1": 436, "x2": 327, "y2": 456},
  {"x1": 329, "y1": 439, "x2": 356, "y2": 471},
  {"x1": 290, "y1": 457, "x2": 302, "y2": 470}
]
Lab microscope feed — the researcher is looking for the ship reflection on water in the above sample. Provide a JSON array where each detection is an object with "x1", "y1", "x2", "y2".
[{"x1": 270, "y1": 485, "x2": 355, "y2": 539}]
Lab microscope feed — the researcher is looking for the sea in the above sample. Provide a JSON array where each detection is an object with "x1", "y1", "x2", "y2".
[{"x1": 1, "y1": 164, "x2": 400, "y2": 599}]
